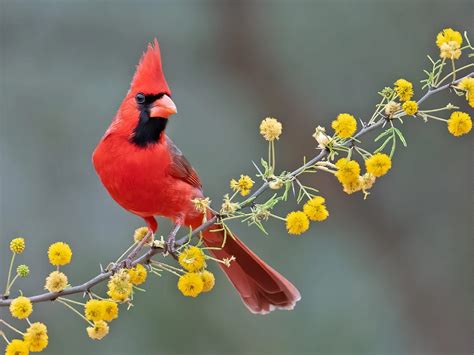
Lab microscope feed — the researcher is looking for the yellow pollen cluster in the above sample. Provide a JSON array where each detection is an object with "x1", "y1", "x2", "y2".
[
  {"x1": 84, "y1": 299, "x2": 119, "y2": 323},
  {"x1": 87, "y1": 320, "x2": 109, "y2": 340},
  {"x1": 200, "y1": 270, "x2": 215, "y2": 292},
  {"x1": 285, "y1": 211, "x2": 310, "y2": 235},
  {"x1": 10, "y1": 238, "x2": 25, "y2": 254},
  {"x1": 331, "y1": 113, "x2": 357, "y2": 139},
  {"x1": 436, "y1": 28, "x2": 463, "y2": 60},
  {"x1": 191, "y1": 197, "x2": 211, "y2": 214},
  {"x1": 230, "y1": 175, "x2": 254, "y2": 196},
  {"x1": 107, "y1": 269, "x2": 133, "y2": 302},
  {"x1": 458, "y1": 77, "x2": 474, "y2": 108},
  {"x1": 24, "y1": 322, "x2": 48, "y2": 352},
  {"x1": 303, "y1": 196, "x2": 329, "y2": 221},
  {"x1": 402, "y1": 101, "x2": 418, "y2": 115},
  {"x1": 177, "y1": 272, "x2": 204, "y2": 297},
  {"x1": 259, "y1": 117, "x2": 283, "y2": 141},
  {"x1": 47, "y1": 242, "x2": 72, "y2": 266},
  {"x1": 5, "y1": 339, "x2": 29, "y2": 355},
  {"x1": 133, "y1": 227, "x2": 150, "y2": 243},
  {"x1": 365, "y1": 153, "x2": 392, "y2": 177},
  {"x1": 178, "y1": 246, "x2": 206, "y2": 272},
  {"x1": 128, "y1": 263, "x2": 148, "y2": 285},
  {"x1": 9, "y1": 296, "x2": 33, "y2": 319},
  {"x1": 394, "y1": 79, "x2": 414, "y2": 101},
  {"x1": 447, "y1": 111, "x2": 472, "y2": 137},
  {"x1": 335, "y1": 158, "x2": 361, "y2": 185},
  {"x1": 44, "y1": 270, "x2": 68, "y2": 292}
]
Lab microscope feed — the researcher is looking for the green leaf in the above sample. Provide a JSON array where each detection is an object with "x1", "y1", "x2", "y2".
[{"x1": 393, "y1": 127, "x2": 407, "y2": 147}]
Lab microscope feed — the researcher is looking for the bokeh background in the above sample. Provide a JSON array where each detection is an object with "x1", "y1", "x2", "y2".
[{"x1": 1, "y1": 1, "x2": 472, "y2": 354}]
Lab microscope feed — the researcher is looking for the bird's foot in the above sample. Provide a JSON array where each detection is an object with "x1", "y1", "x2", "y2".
[{"x1": 163, "y1": 224, "x2": 181, "y2": 259}]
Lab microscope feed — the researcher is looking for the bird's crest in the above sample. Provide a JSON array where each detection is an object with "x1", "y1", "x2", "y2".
[{"x1": 130, "y1": 38, "x2": 171, "y2": 96}]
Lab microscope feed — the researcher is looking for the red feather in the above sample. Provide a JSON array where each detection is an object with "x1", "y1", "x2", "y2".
[{"x1": 93, "y1": 38, "x2": 300, "y2": 313}]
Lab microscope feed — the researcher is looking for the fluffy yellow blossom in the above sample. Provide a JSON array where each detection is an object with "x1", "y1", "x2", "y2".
[
  {"x1": 259, "y1": 117, "x2": 282, "y2": 141},
  {"x1": 101, "y1": 300, "x2": 119, "y2": 322},
  {"x1": 84, "y1": 299, "x2": 105, "y2": 322},
  {"x1": 107, "y1": 269, "x2": 133, "y2": 302},
  {"x1": 365, "y1": 153, "x2": 392, "y2": 177},
  {"x1": 128, "y1": 263, "x2": 148, "y2": 285},
  {"x1": 24, "y1": 322, "x2": 48, "y2": 352},
  {"x1": 47, "y1": 242, "x2": 72, "y2": 266},
  {"x1": 285, "y1": 211, "x2": 310, "y2": 235},
  {"x1": 360, "y1": 173, "x2": 376, "y2": 191},
  {"x1": 9, "y1": 296, "x2": 32, "y2": 319},
  {"x1": 458, "y1": 77, "x2": 474, "y2": 108},
  {"x1": 342, "y1": 178, "x2": 362, "y2": 194},
  {"x1": 447, "y1": 111, "x2": 472, "y2": 137},
  {"x1": 191, "y1": 197, "x2": 211, "y2": 214},
  {"x1": 17, "y1": 264, "x2": 30, "y2": 277},
  {"x1": 384, "y1": 101, "x2": 401, "y2": 118},
  {"x1": 177, "y1": 272, "x2": 204, "y2": 297},
  {"x1": 86, "y1": 321, "x2": 109, "y2": 340},
  {"x1": 331, "y1": 113, "x2": 357, "y2": 139},
  {"x1": 133, "y1": 227, "x2": 150, "y2": 243},
  {"x1": 335, "y1": 158, "x2": 361, "y2": 185},
  {"x1": 394, "y1": 79, "x2": 414, "y2": 101},
  {"x1": 5, "y1": 339, "x2": 29, "y2": 355},
  {"x1": 10, "y1": 238, "x2": 25, "y2": 254},
  {"x1": 178, "y1": 246, "x2": 206, "y2": 272},
  {"x1": 436, "y1": 28, "x2": 462, "y2": 59},
  {"x1": 44, "y1": 271, "x2": 68, "y2": 293},
  {"x1": 303, "y1": 196, "x2": 329, "y2": 221},
  {"x1": 402, "y1": 101, "x2": 418, "y2": 115},
  {"x1": 200, "y1": 270, "x2": 215, "y2": 292},
  {"x1": 230, "y1": 175, "x2": 254, "y2": 196}
]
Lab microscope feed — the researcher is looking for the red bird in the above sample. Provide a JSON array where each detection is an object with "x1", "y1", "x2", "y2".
[{"x1": 93, "y1": 39, "x2": 300, "y2": 314}]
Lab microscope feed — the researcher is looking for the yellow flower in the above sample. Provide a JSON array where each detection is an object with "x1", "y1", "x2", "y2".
[
  {"x1": 47, "y1": 242, "x2": 72, "y2": 266},
  {"x1": 331, "y1": 113, "x2": 357, "y2": 139},
  {"x1": 107, "y1": 269, "x2": 133, "y2": 302},
  {"x1": 86, "y1": 321, "x2": 109, "y2": 340},
  {"x1": 342, "y1": 178, "x2": 362, "y2": 194},
  {"x1": 101, "y1": 300, "x2": 119, "y2": 322},
  {"x1": 191, "y1": 197, "x2": 211, "y2": 214},
  {"x1": 200, "y1": 270, "x2": 215, "y2": 292},
  {"x1": 447, "y1": 111, "x2": 472, "y2": 137},
  {"x1": 9, "y1": 296, "x2": 32, "y2": 319},
  {"x1": 285, "y1": 211, "x2": 310, "y2": 235},
  {"x1": 334, "y1": 158, "x2": 361, "y2": 185},
  {"x1": 303, "y1": 196, "x2": 329, "y2": 221},
  {"x1": 458, "y1": 77, "x2": 474, "y2": 108},
  {"x1": 259, "y1": 117, "x2": 283, "y2": 141},
  {"x1": 84, "y1": 299, "x2": 105, "y2": 322},
  {"x1": 178, "y1": 246, "x2": 206, "y2": 272},
  {"x1": 5, "y1": 339, "x2": 29, "y2": 355},
  {"x1": 402, "y1": 101, "x2": 418, "y2": 115},
  {"x1": 436, "y1": 28, "x2": 463, "y2": 48},
  {"x1": 230, "y1": 175, "x2": 254, "y2": 196},
  {"x1": 394, "y1": 79, "x2": 414, "y2": 101},
  {"x1": 365, "y1": 153, "x2": 392, "y2": 177},
  {"x1": 177, "y1": 272, "x2": 204, "y2": 297},
  {"x1": 360, "y1": 173, "x2": 376, "y2": 191},
  {"x1": 24, "y1": 322, "x2": 48, "y2": 352},
  {"x1": 133, "y1": 227, "x2": 150, "y2": 243},
  {"x1": 44, "y1": 271, "x2": 68, "y2": 293},
  {"x1": 10, "y1": 238, "x2": 25, "y2": 254},
  {"x1": 436, "y1": 28, "x2": 462, "y2": 59},
  {"x1": 17, "y1": 264, "x2": 30, "y2": 277},
  {"x1": 128, "y1": 263, "x2": 148, "y2": 285}
]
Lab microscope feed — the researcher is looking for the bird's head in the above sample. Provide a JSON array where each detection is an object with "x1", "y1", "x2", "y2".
[{"x1": 118, "y1": 39, "x2": 177, "y2": 146}]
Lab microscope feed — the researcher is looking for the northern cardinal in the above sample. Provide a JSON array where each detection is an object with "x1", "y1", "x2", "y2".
[{"x1": 93, "y1": 39, "x2": 300, "y2": 314}]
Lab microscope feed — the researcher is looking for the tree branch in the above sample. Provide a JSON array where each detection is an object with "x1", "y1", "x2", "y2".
[{"x1": 0, "y1": 72, "x2": 471, "y2": 307}]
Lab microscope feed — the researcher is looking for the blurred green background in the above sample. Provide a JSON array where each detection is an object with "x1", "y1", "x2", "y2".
[{"x1": 1, "y1": 1, "x2": 472, "y2": 354}]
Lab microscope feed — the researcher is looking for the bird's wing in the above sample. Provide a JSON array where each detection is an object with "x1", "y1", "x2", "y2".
[{"x1": 166, "y1": 136, "x2": 202, "y2": 189}]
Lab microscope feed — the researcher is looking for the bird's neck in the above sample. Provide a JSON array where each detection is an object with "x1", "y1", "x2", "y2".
[{"x1": 131, "y1": 111, "x2": 168, "y2": 147}]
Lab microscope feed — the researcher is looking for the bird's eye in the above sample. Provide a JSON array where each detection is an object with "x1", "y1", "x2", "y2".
[{"x1": 135, "y1": 93, "x2": 146, "y2": 104}]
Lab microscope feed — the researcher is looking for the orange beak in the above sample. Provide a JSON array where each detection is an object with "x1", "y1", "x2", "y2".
[{"x1": 149, "y1": 94, "x2": 177, "y2": 118}]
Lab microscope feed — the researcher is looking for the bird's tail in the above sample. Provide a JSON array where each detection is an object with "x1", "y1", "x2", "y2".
[{"x1": 202, "y1": 225, "x2": 301, "y2": 314}]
